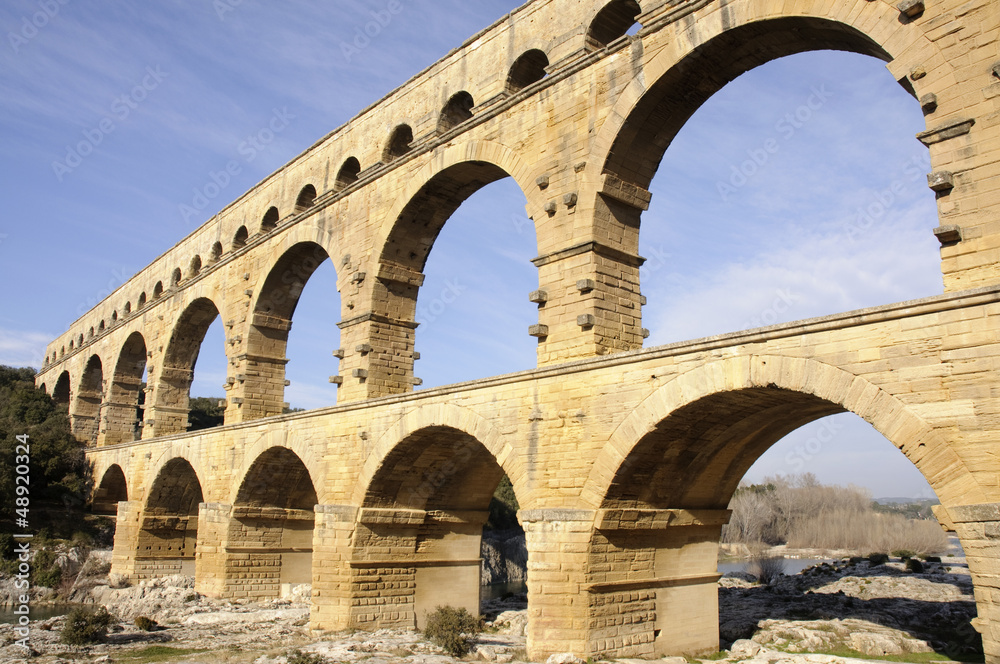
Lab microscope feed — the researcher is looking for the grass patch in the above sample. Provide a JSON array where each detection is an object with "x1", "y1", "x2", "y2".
[
  {"x1": 775, "y1": 645, "x2": 983, "y2": 664},
  {"x1": 117, "y1": 646, "x2": 210, "y2": 663}
]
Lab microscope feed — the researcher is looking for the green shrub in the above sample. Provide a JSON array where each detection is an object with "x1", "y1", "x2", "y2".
[
  {"x1": 134, "y1": 616, "x2": 157, "y2": 631},
  {"x1": 285, "y1": 649, "x2": 326, "y2": 664},
  {"x1": 60, "y1": 606, "x2": 116, "y2": 645},
  {"x1": 424, "y1": 605, "x2": 481, "y2": 656},
  {"x1": 867, "y1": 553, "x2": 889, "y2": 566},
  {"x1": 892, "y1": 549, "x2": 916, "y2": 560},
  {"x1": 31, "y1": 549, "x2": 63, "y2": 588},
  {"x1": 906, "y1": 558, "x2": 924, "y2": 573},
  {"x1": 923, "y1": 555, "x2": 942, "y2": 563}
]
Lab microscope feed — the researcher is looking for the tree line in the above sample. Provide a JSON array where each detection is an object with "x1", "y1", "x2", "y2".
[{"x1": 722, "y1": 473, "x2": 948, "y2": 555}]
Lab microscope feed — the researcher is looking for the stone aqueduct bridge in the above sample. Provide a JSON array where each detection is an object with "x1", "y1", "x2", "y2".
[{"x1": 34, "y1": 0, "x2": 1000, "y2": 659}]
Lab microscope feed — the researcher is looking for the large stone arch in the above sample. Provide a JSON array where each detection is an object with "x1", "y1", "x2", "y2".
[
  {"x1": 585, "y1": 0, "x2": 953, "y2": 259},
  {"x1": 211, "y1": 445, "x2": 319, "y2": 600},
  {"x1": 354, "y1": 141, "x2": 538, "y2": 398},
  {"x1": 354, "y1": 402, "x2": 529, "y2": 507},
  {"x1": 347, "y1": 402, "x2": 529, "y2": 630},
  {"x1": 583, "y1": 354, "x2": 985, "y2": 509},
  {"x1": 244, "y1": 225, "x2": 342, "y2": 420},
  {"x1": 579, "y1": 354, "x2": 987, "y2": 658},
  {"x1": 101, "y1": 331, "x2": 148, "y2": 446},
  {"x1": 374, "y1": 140, "x2": 537, "y2": 263},
  {"x1": 52, "y1": 370, "x2": 71, "y2": 407},
  {"x1": 152, "y1": 296, "x2": 223, "y2": 437},
  {"x1": 92, "y1": 464, "x2": 128, "y2": 515},
  {"x1": 71, "y1": 354, "x2": 105, "y2": 445},
  {"x1": 132, "y1": 456, "x2": 204, "y2": 579}
]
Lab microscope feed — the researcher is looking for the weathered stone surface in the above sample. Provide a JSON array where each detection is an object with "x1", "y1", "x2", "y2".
[{"x1": 31, "y1": 0, "x2": 1000, "y2": 660}]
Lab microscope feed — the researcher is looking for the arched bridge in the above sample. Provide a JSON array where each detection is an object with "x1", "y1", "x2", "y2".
[{"x1": 36, "y1": 0, "x2": 1000, "y2": 660}]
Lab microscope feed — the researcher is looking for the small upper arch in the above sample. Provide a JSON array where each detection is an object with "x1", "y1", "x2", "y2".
[
  {"x1": 438, "y1": 91, "x2": 475, "y2": 133},
  {"x1": 335, "y1": 157, "x2": 361, "y2": 191},
  {"x1": 506, "y1": 49, "x2": 548, "y2": 93},
  {"x1": 210, "y1": 241, "x2": 223, "y2": 263},
  {"x1": 383, "y1": 124, "x2": 414, "y2": 162},
  {"x1": 233, "y1": 225, "x2": 249, "y2": 250},
  {"x1": 188, "y1": 255, "x2": 202, "y2": 278},
  {"x1": 261, "y1": 206, "x2": 280, "y2": 233},
  {"x1": 586, "y1": 0, "x2": 641, "y2": 49},
  {"x1": 295, "y1": 184, "x2": 317, "y2": 212}
]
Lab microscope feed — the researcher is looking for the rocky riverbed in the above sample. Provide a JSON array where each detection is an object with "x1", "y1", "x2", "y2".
[{"x1": 0, "y1": 553, "x2": 981, "y2": 664}]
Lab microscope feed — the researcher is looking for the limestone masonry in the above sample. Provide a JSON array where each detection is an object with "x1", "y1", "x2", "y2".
[{"x1": 35, "y1": 0, "x2": 1000, "y2": 660}]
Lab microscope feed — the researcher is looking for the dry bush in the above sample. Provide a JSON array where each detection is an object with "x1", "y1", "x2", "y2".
[
  {"x1": 786, "y1": 508, "x2": 947, "y2": 554},
  {"x1": 724, "y1": 474, "x2": 948, "y2": 555}
]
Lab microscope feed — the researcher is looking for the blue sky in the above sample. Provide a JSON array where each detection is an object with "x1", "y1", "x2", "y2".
[{"x1": 0, "y1": 1, "x2": 942, "y2": 499}]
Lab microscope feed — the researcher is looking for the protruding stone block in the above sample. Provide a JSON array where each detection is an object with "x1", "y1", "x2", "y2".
[
  {"x1": 934, "y1": 225, "x2": 962, "y2": 244},
  {"x1": 529, "y1": 290, "x2": 548, "y2": 304},
  {"x1": 917, "y1": 118, "x2": 975, "y2": 145},
  {"x1": 577, "y1": 279, "x2": 596, "y2": 292},
  {"x1": 356, "y1": 344, "x2": 372, "y2": 354},
  {"x1": 529, "y1": 324, "x2": 549, "y2": 337},
  {"x1": 536, "y1": 174, "x2": 549, "y2": 189},
  {"x1": 328, "y1": 376, "x2": 343, "y2": 385},
  {"x1": 897, "y1": 0, "x2": 924, "y2": 17},
  {"x1": 919, "y1": 93, "x2": 937, "y2": 113},
  {"x1": 577, "y1": 313, "x2": 596, "y2": 327},
  {"x1": 927, "y1": 171, "x2": 954, "y2": 192},
  {"x1": 352, "y1": 369, "x2": 368, "y2": 379},
  {"x1": 544, "y1": 201, "x2": 557, "y2": 216},
  {"x1": 332, "y1": 348, "x2": 345, "y2": 359}
]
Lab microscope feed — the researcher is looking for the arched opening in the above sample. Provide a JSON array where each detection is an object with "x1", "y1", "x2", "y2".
[
  {"x1": 112, "y1": 311, "x2": 118, "y2": 323},
  {"x1": 102, "y1": 332, "x2": 147, "y2": 446},
  {"x1": 171, "y1": 267, "x2": 182, "y2": 287},
  {"x1": 68, "y1": 340, "x2": 74, "y2": 350},
  {"x1": 355, "y1": 425, "x2": 521, "y2": 629},
  {"x1": 210, "y1": 241, "x2": 223, "y2": 263},
  {"x1": 249, "y1": 242, "x2": 340, "y2": 416},
  {"x1": 92, "y1": 464, "x2": 128, "y2": 515},
  {"x1": 233, "y1": 225, "x2": 249, "y2": 250},
  {"x1": 438, "y1": 91, "x2": 475, "y2": 133},
  {"x1": 124, "y1": 302, "x2": 131, "y2": 315},
  {"x1": 335, "y1": 157, "x2": 361, "y2": 191},
  {"x1": 138, "y1": 458, "x2": 203, "y2": 578},
  {"x1": 60, "y1": 346, "x2": 65, "y2": 358},
  {"x1": 153, "y1": 282, "x2": 163, "y2": 299},
  {"x1": 155, "y1": 297, "x2": 223, "y2": 436},
  {"x1": 52, "y1": 371, "x2": 70, "y2": 412},
  {"x1": 229, "y1": 447, "x2": 317, "y2": 598},
  {"x1": 590, "y1": 380, "x2": 975, "y2": 658},
  {"x1": 71, "y1": 355, "x2": 103, "y2": 446},
  {"x1": 586, "y1": 0, "x2": 641, "y2": 49},
  {"x1": 377, "y1": 161, "x2": 537, "y2": 389},
  {"x1": 506, "y1": 49, "x2": 548, "y2": 93},
  {"x1": 599, "y1": 19, "x2": 940, "y2": 347},
  {"x1": 294, "y1": 184, "x2": 317, "y2": 212},
  {"x1": 98, "y1": 320, "x2": 106, "y2": 333},
  {"x1": 261, "y1": 206, "x2": 279, "y2": 233},
  {"x1": 383, "y1": 124, "x2": 413, "y2": 162},
  {"x1": 137, "y1": 292, "x2": 147, "y2": 308},
  {"x1": 189, "y1": 255, "x2": 202, "y2": 278}
]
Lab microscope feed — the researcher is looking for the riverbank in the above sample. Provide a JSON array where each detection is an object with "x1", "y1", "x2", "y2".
[{"x1": 0, "y1": 551, "x2": 981, "y2": 663}]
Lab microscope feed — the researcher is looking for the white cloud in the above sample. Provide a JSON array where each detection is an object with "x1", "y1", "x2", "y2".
[{"x1": 0, "y1": 329, "x2": 53, "y2": 369}]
